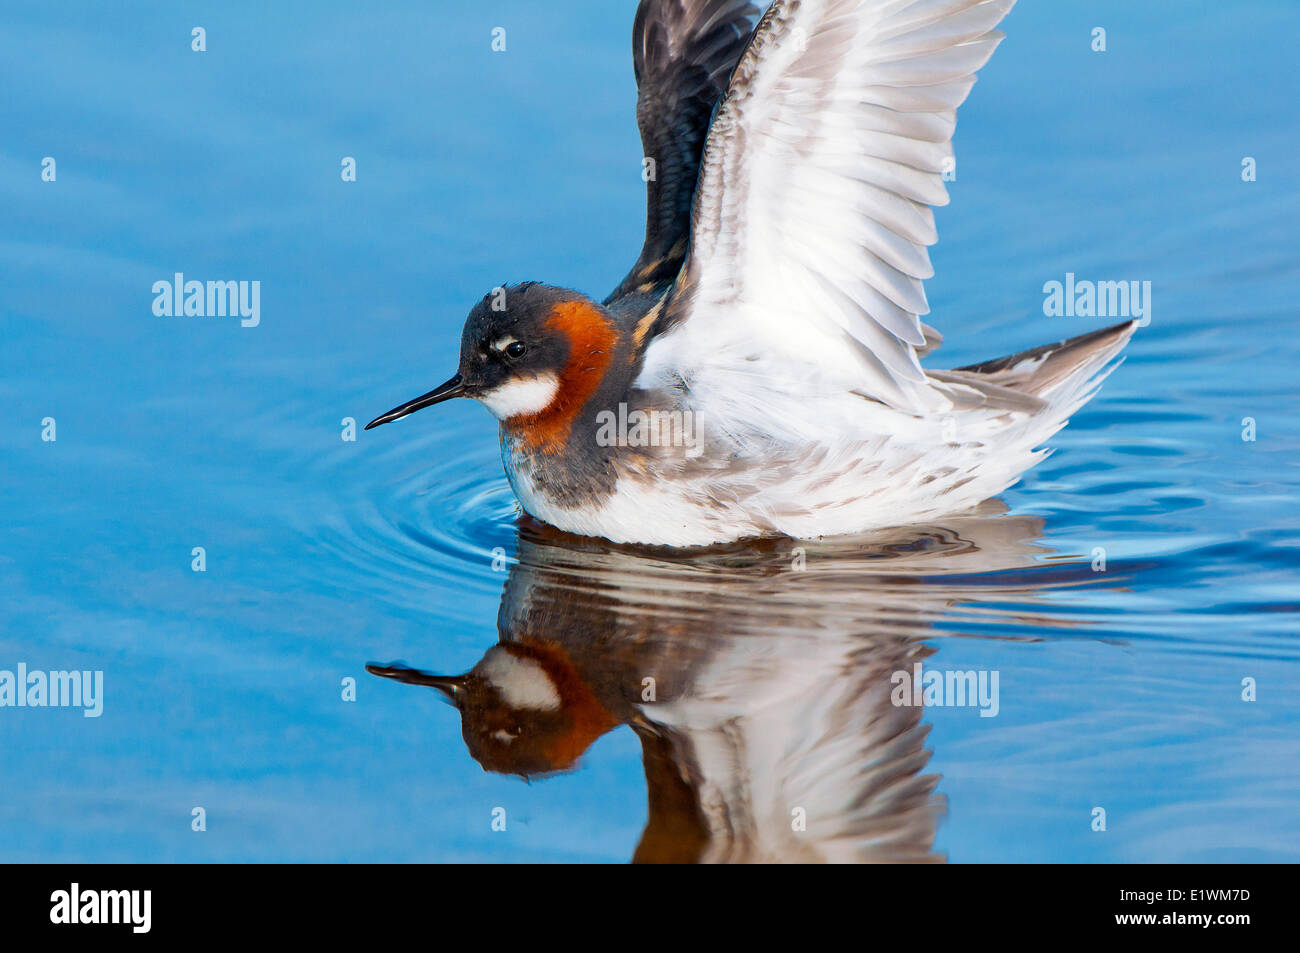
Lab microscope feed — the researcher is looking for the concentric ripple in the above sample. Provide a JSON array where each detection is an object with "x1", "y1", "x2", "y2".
[{"x1": 290, "y1": 415, "x2": 524, "y2": 619}]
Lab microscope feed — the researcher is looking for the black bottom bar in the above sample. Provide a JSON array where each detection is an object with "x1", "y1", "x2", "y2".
[{"x1": 0, "y1": 864, "x2": 1281, "y2": 939}]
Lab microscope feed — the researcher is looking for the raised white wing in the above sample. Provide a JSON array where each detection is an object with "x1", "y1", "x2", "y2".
[{"x1": 639, "y1": 0, "x2": 1017, "y2": 417}]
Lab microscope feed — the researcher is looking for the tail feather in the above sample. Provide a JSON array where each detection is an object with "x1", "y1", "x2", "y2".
[
  {"x1": 953, "y1": 320, "x2": 1138, "y2": 399},
  {"x1": 909, "y1": 319, "x2": 1137, "y2": 516}
]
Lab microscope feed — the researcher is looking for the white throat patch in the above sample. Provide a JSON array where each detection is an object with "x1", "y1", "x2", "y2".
[
  {"x1": 477, "y1": 650, "x2": 561, "y2": 711},
  {"x1": 476, "y1": 372, "x2": 561, "y2": 420}
]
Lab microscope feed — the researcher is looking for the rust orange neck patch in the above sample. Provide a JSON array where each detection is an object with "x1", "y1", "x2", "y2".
[{"x1": 506, "y1": 299, "x2": 618, "y2": 452}]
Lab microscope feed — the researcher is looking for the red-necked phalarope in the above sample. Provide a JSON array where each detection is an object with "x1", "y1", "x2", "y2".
[{"x1": 367, "y1": 0, "x2": 1135, "y2": 547}]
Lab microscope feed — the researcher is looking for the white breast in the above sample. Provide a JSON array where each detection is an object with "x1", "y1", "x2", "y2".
[{"x1": 500, "y1": 382, "x2": 1065, "y2": 547}]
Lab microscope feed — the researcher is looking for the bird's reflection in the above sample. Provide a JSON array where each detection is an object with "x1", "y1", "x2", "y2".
[{"x1": 370, "y1": 502, "x2": 1089, "y2": 862}]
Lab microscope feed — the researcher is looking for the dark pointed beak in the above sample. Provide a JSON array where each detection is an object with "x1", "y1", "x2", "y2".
[
  {"x1": 366, "y1": 663, "x2": 466, "y2": 706},
  {"x1": 365, "y1": 374, "x2": 467, "y2": 430}
]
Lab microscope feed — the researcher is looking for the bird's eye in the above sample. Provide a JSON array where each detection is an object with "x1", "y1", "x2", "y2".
[{"x1": 504, "y1": 341, "x2": 527, "y2": 360}]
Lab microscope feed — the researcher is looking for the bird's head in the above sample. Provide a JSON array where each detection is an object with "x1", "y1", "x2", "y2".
[
  {"x1": 366, "y1": 283, "x2": 620, "y2": 445},
  {"x1": 367, "y1": 641, "x2": 616, "y2": 779}
]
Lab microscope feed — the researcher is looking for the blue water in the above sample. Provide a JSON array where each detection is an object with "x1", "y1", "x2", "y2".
[{"x1": 3, "y1": 1, "x2": 1298, "y2": 862}]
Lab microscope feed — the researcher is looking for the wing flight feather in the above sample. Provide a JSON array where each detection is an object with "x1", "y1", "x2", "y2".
[
  {"x1": 641, "y1": 0, "x2": 1018, "y2": 414},
  {"x1": 607, "y1": 0, "x2": 761, "y2": 304}
]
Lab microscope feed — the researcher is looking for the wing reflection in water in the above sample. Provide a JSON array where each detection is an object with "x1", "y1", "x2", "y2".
[{"x1": 369, "y1": 502, "x2": 1099, "y2": 863}]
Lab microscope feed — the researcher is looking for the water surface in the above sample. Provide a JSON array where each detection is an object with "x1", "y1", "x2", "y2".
[{"x1": 2, "y1": 0, "x2": 1298, "y2": 862}]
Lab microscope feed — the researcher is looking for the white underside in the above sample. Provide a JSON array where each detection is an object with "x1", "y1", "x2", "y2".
[
  {"x1": 508, "y1": 438, "x2": 1041, "y2": 547},
  {"x1": 503, "y1": 348, "x2": 1118, "y2": 547}
]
